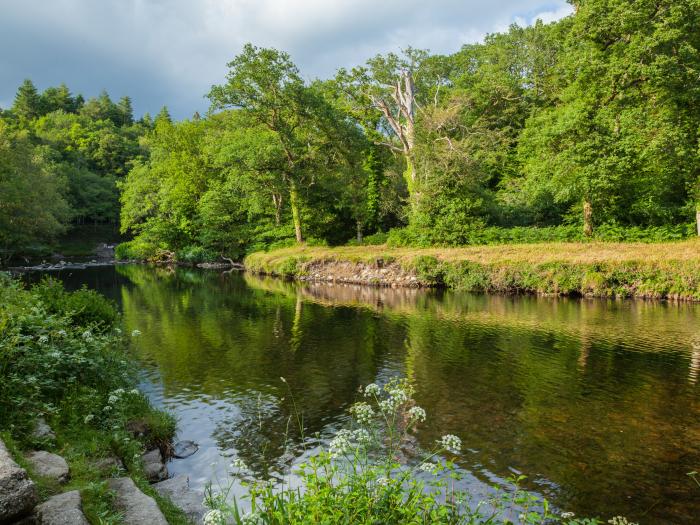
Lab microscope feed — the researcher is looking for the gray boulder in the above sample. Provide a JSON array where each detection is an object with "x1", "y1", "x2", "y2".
[
  {"x1": 107, "y1": 477, "x2": 168, "y2": 525},
  {"x1": 0, "y1": 438, "x2": 38, "y2": 523},
  {"x1": 141, "y1": 449, "x2": 167, "y2": 482},
  {"x1": 35, "y1": 490, "x2": 89, "y2": 525},
  {"x1": 153, "y1": 474, "x2": 206, "y2": 524},
  {"x1": 25, "y1": 451, "x2": 70, "y2": 484}
]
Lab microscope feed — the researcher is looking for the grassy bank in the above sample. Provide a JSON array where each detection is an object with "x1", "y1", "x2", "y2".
[
  {"x1": 244, "y1": 239, "x2": 700, "y2": 300},
  {"x1": 0, "y1": 274, "x2": 189, "y2": 524}
]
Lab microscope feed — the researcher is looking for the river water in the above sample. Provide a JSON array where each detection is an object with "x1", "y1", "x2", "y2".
[{"x1": 40, "y1": 264, "x2": 700, "y2": 523}]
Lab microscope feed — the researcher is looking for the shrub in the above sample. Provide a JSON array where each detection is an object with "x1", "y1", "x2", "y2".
[
  {"x1": 32, "y1": 277, "x2": 118, "y2": 329},
  {"x1": 176, "y1": 245, "x2": 218, "y2": 264},
  {"x1": 115, "y1": 239, "x2": 159, "y2": 260}
]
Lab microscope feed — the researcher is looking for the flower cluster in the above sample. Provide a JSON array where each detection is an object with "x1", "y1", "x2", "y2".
[
  {"x1": 350, "y1": 402, "x2": 375, "y2": 424},
  {"x1": 364, "y1": 383, "x2": 381, "y2": 397},
  {"x1": 203, "y1": 509, "x2": 225, "y2": 525},
  {"x1": 407, "y1": 406, "x2": 426, "y2": 423},
  {"x1": 437, "y1": 434, "x2": 462, "y2": 453},
  {"x1": 229, "y1": 458, "x2": 248, "y2": 471}
]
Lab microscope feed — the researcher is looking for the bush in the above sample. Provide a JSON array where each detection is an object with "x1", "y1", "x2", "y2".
[
  {"x1": 386, "y1": 223, "x2": 697, "y2": 247},
  {"x1": 176, "y1": 245, "x2": 218, "y2": 264},
  {"x1": 115, "y1": 239, "x2": 159, "y2": 260},
  {"x1": 32, "y1": 277, "x2": 118, "y2": 329}
]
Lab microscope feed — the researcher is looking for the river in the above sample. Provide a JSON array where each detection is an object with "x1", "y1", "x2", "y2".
[{"x1": 34, "y1": 264, "x2": 700, "y2": 523}]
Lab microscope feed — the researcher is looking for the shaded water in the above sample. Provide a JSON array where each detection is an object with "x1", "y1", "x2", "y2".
[{"x1": 47, "y1": 265, "x2": 700, "y2": 523}]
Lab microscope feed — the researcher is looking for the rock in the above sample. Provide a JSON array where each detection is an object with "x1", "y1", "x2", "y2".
[
  {"x1": 0, "y1": 438, "x2": 38, "y2": 523},
  {"x1": 173, "y1": 440, "x2": 198, "y2": 459},
  {"x1": 35, "y1": 490, "x2": 89, "y2": 525},
  {"x1": 92, "y1": 455, "x2": 124, "y2": 473},
  {"x1": 26, "y1": 451, "x2": 70, "y2": 484},
  {"x1": 153, "y1": 474, "x2": 206, "y2": 524},
  {"x1": 141, "y1": 449, "x2": 167, "y2": 482},
  {"x1": 32, "y1": 418, "x2": 56, "y2": 443},
  {"x1": 107, "y1": 477, "x2": 168, "y2": 525}
]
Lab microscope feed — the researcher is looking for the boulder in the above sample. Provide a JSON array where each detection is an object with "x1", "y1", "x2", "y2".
[
  {"x1": 35, "y1": 490, "x2": 89, "y2": 525},
  {"x1": 173, "y1": 440, "x2": 198, "y2": 459},
  {"x1": 31, "y1": 418, "x2": 56, "y2": 443},
  {"x1": 0, "y1": 438, "x2": 38, "y2": 523},
  {"x1": 141, "y1": 449, "x2": 167, "y2": 482},
  {"x1": 107, "y1": 477, "x2": 168, "y2": 525},
  {"x1": 25, "y1": 451, "x2": 69, "y2": 484},
  {"x1": 92, "y1": 455, "x2": 124, "y2": 473},
  {"x1": 153, "y1": 474, "x2": 206, "y2": 524}
]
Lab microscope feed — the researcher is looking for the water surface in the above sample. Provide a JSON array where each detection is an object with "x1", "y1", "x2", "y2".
[{"x1": 47, "y1": 265, "x2": 700, "y2": 523}]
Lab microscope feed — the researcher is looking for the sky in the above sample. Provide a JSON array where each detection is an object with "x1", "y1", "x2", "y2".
[{"x1": 0, "y1": 0, "x2": 573, "y2": 120}]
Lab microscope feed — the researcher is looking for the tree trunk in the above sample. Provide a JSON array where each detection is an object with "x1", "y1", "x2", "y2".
[
  {"x1": 272, "y1": 193, "x2": 282, "y2": 226},
  {"x1": 696, "y1": 204, "x2": 700, "y2": 236},
  {"x1": 289, "y1": 180, "x2": 303, "y2": 243},
  {"x1": 583, "y1": 199, "x2": 593, "y2": 237},
  {"x1": 356, "y1": 221, "x2": 363, "y2": 243}
]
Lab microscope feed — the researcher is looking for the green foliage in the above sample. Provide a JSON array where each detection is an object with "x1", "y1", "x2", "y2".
[
  {"x1": 387, "y1": 223, "x2": 696, "y2": 247},
  {"x1": 32, "y1": 277, "x2": 119, "y2": 329}
]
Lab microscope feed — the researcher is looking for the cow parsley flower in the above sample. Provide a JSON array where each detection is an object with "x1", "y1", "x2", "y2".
[
  {"x1": 82, "y1": 330, "x2": 93, "y2": 340},
  {"x1": 38, "y1": 335, "x2": 49, "y2": 344},
  {"x1": 353, "y1": 428, "x2": 371, "y2": 445},
  {"x1": 230, "y1": 458, "x2": 248, "y2": 471},
  {"x1": 561, "y1": 512, "x2": 575, "y2": 519},
  {"x1": 350, "y1": 402, "x2": 375, "y2": 424},
  {"x1": 408, "y1": 406, "x2": 426, "y2": 422},
  {"x1": 364, "y1": 383, "x2": 381, "y2": 397},
  {"x1": 84, "y1": 414, "x2": 94, "y2": 424},
  {"x1": 329, "y1": 429, "x2": 353, "y2": 458},
  {"x1": 203, "y1": 509, "x2": 226, "y2": 525},
  {"x1": 108, "y1": 395, "x2": 119, "y2": 405},
  {"x1": 131, "y1": 329, "x2": 142, "y2": 337},
  {"x1": 438, "y1": 434, "x2": 462, "y2": 453},
  {"x1": 419, "y1": 462, "x2": 437, "y2": 473}
]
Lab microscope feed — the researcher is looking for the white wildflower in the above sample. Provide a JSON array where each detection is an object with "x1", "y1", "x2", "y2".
[
  {"x1": 438, "y1": 434, "x2": 462, "y2": 453},
  {"x1": 364, "y1": 383, "x2": 381, "y2": 397},
  {"x1": 114, "y1": 328, "x2": 122, "y2": 335},
  {"x1": 608, "y1": 518, "x2": 637, "y2": 525},
  {"x1": 387, "y1": 387, "x2": 409, "y2": 405},
  {"x1": 353, "y1": 428, "x2": 371, "y2": 445},
  {"x1": 82, "y1": 330, "x2": 93, "y2": 340},
  {"x1": 113, "y1": 388, "x2": 125, "y2": 396},
  {"x1": 408, "y1": 406, "x2": 426, "y2": 423},
  {"x1": 103, "y1": 405, "x2": 112, "y2": 412},
  {"x1": 328, "y1": 429, "x2": 353, "y2": 458},
  {"x1": 229, "y1": 458, "x2": 248, "y2": 471},
  {"x1": 203, "y1": 509, "x2": 226, "y2": 525},
  {"x1": 561, "y1": 511, "x2": 575, "y2": 519},
  {"x1": 131, "y1": 329, "x2": 141, "y2": 337},
  {"x1": 83, "y1": 414, "x2": 94, "y2": 424},
  {"x1": 419, "y1": 462, "x2": 437, "y2": 473},
  {"x1": 38, "y1": 335, "x2": 49, "y2": 344},
  {"x1": 350, "y1": 402, "x2": 375, "y2": 424},
  {"x1": 57, "y1": 330, "x2": 67, "y2": 337},
  {"x1": 108, "y1": 395, "x2": 119, "y2": 405},
  {"x1": 378, "y1": 399, "x2": 396, "y2": 413},
  {"x1": 129, "y1": 388, "x2": 140, "y2": 396}
]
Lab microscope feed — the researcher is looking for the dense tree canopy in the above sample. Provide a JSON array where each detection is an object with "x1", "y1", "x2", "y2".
[{"x1": 3, "y1": 0, "x2": 700, "y2": 261}]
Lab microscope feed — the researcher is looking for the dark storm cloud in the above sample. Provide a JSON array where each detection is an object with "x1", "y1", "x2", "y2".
[{"x1": 0, "y1": 0, "x2": 572, "y2": 119}]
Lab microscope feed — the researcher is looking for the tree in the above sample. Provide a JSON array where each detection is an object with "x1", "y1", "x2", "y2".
[
  {"x1": 12, "y1": 79, "x2": 42, "y2": 121},
  {"x1": 208, "y1": 44, "x2": 360, "y2": 243},
  {"x1": 41, "y1": 83, "x2": 79, "y2": 114},
  {"x1": 0, "y1": 120, "x2": 71, "y2": 258},
  {"x1": 117, "y1": 96, "x2": 134, "y2": 126},
  {"x1": 519, "y1": 0, "x2": 700, "y2": 235}
]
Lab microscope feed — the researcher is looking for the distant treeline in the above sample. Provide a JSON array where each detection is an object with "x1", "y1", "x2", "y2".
[{"x1": 3, "y1": 0, "x2": 699, "y2": 262}]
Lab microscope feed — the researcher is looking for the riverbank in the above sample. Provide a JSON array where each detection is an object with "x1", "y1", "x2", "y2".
[
  {"x1": 0, "y1": 275, "x2": 200, "y2": 524},
  {"x1": 244, "y1": 239, "x2": 700, "y2": 300}
]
